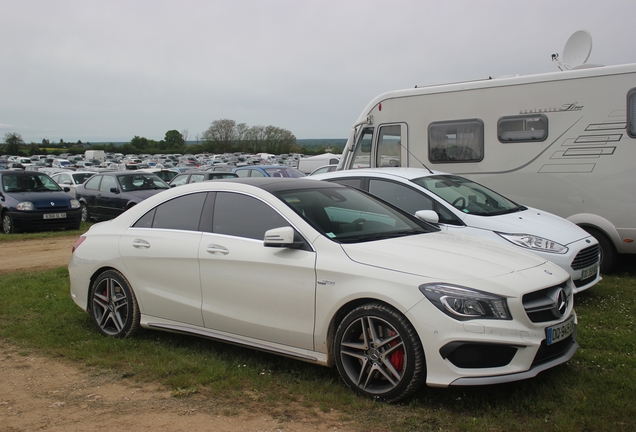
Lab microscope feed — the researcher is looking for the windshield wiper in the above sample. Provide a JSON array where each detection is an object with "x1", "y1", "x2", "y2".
[{"x1": 337, "y1": 229, "x2": 426, "y2": 243}]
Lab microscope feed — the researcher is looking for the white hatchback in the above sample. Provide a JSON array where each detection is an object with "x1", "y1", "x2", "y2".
[
  {"x1": 312, "y1": 168, "x2": 600, "y2": 293},
  {"x1": 69, "y1": 178, "x2": 578, "y2": 402}
]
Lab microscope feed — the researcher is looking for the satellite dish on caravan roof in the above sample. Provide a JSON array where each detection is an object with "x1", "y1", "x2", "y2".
[
  {"x1": 552, "y1": 30, "x2": 600, "y2": 70},
  {"x1": 563, "y1": 30, "x2": 592, "y2": 68}
]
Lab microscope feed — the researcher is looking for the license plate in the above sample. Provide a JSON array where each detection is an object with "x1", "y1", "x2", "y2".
[
  {"x1": 546, "y1": 315, "x2": 575, "y2": 345},
  {"x1": 581, "y1": 264, "x2": 598, "y2": 280},
  {"x1": 43, "y1": 213, "x2": 66, "y2": 219}
]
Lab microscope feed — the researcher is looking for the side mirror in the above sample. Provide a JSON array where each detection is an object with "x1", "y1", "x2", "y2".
[
  {"x1": 63, "y1": 187, "x2": 71, "y2": 192},
  {"x1": 415, "y1": 210, "x2": 439, "y2": 224},
  {"x1": 264, "y1": 226, "x2": 305, "y2": 249},
  {"x1": 110, "y1": 187, "x2": 120, "y2": 194}
]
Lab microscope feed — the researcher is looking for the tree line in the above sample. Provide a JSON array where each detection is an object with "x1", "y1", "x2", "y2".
[{"x1": 2, "y1": 119, "x2": 320, "y2": 156}]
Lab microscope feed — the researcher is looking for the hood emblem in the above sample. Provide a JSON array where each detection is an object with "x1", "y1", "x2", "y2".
[{"x1": 51, "y1": 202, "x2": 55, "y2": 206}]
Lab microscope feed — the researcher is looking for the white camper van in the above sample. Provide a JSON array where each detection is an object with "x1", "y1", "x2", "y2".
[
  {"x1": 338, "y1": 31, "x2": 634, "y2": 273},
  {"x1": 84, "y1": 150, "x2": 106, "y2": 163}
]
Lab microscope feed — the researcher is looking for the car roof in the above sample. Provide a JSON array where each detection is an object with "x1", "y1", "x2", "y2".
[
  {"x1": 198, "y1": 177, "x2": 346, "y2": 193},
  {"x1": 0, "y1": 170, "x2": 50, "y2": 176},
  {"x1": 313, "y1": 167, "x2": 447, "y2": 180},
  {"x1": 94, "y1": 171, "x2": 155, "y2": 176},
  {"x1": 235, "y1": 165, "x2": 297, "y2": 170}
]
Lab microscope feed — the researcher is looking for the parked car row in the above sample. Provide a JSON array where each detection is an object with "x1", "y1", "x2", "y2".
[
  {"x1": 1, "y1": 161, "x2": 597, "y2": 401},
  {"x1": 69, "y1": 178, "x2": 579, "y2": 402}
]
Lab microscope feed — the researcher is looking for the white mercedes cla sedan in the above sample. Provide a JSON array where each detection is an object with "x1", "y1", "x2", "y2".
[{"x1": 69, "y1": 178, "x2": 578, "y2": 402}]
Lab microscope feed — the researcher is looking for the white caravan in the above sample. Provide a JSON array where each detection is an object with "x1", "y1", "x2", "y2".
[{"x1": 338, "y1": 31, "x2": 635, "y2": 273}]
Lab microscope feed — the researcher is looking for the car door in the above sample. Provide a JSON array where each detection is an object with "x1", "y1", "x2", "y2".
[
  {"x1": 95, "y1": 175, "x2": 123, "y2": 219},
  {"x1": 81, "y1": 175, "x2": 101, "y2": 217},
  {"x1": 118, "y1": 192, "x2": 210, "y2": 326},
  {"x1": 199, "y1": 191, "x2": 317, "y2": 350}
]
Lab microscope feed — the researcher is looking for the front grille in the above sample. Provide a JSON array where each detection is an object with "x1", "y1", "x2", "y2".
[
  {"x1": 523, "y1": 282, "x2": 572, "y2": 323},
  {"x1": 35, "y1": 204, "x2": 70, "y2": 213},
  {"x1": 571, "y1": 244, "x2": 600, "y2": 270}
]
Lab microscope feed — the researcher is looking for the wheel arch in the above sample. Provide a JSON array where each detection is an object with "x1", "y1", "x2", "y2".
[
  {"x1": 85, "y1": 266, "x2": 126, "y2": 311},
  {"x1": 325, "y1": 297, "x2": 420, "y2": 367}
]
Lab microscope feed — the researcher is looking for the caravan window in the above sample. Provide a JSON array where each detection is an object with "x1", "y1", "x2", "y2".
[
  {"x1": 628, "y1": 88, "x2": 636, "y2": 138},
  {"x1": 376, "y1": 125, "x2": 403, "y2": 167},
  {"x1": 498, "y1": 115, "x2": 548, "y2": 142},
  {"x1": 428, "y1": 119, "x2": 484, "y2": 163},
  {"x1": 351, "y1": 128, "x2": 373, "y2": 169}
]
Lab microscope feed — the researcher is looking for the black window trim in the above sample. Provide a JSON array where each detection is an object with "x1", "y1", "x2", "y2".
[{"x1": 627, "y1": 87, "x2": 636, "y2": 138}]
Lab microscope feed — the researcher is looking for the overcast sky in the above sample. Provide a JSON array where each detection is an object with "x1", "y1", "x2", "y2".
[{"x1": 2, "y1": 0, "x2": 636, "y2": 144}]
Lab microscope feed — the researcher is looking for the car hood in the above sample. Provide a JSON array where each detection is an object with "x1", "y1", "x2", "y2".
[
  {"x1": 461, "y1": 207, "x2": 591, "y2": 245},
  {"x1": 5, "y1": 191, "x2": 74, "y2": 208},
  {"x1": 341, "y1": 231, "x2": 549, "y2": 281}
]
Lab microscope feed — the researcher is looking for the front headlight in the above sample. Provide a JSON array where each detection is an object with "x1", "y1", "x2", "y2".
[
  {"x1": 496, "y1": 232, "x2": 568, "y2": 254},
  {"x1": 70, "y1": 199, "x2": 80, "y2": 209},
  {"x1": 16, "y1": 201, "x2": 34, "y2": 211},
  {"x1": 420, "y1": 283, "x2": 512, "y2": 320}
]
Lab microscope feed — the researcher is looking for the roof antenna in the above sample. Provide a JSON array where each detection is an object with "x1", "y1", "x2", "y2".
[{"x1": 397, "y1": 140, "x2": 434, "y2": 174}]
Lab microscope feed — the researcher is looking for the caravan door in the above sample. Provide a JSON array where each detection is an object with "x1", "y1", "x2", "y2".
[{"x1": 348, "y1": 123, "x2": 408, "y2": 169}]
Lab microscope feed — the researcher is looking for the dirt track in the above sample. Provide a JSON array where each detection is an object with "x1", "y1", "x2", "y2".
[
  {"x1": 0, "y1": 237, "x2": 354, "y2": 432},
  {"x1": 0, "y1": 236, "x2": 78, "y2": 275}
]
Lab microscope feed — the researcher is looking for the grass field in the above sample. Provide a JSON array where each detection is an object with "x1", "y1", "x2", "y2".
[{"x1": 0, "y1": 238, "x2": 634, "y2": 431}]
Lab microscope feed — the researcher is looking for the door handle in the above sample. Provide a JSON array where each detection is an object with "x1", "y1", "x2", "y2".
[
  {"x1": 132, "y1": 239, "x2": 151, "y2": 249},
  {"x1": 206, "y1": 244, "x2": 229, "y2": 255}
]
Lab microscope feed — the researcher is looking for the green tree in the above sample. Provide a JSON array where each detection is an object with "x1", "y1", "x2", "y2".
[
  {"x1": 164, "y1": 130, "x2": 185, "y2": 152},
  {"x1": 4, "y1": 132, "x2": 25, "y2": 155}
]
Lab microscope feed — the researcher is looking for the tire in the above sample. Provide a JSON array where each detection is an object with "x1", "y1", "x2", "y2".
[
  {"x1": 2, "y1": 213, "x2": 16, "y2": 234},
  {"x1": 89, "y1": 270, "x2": 140, "y2": 338},
  {"x1": 584, "y1": 228, "x2": 617, "y2": 274},
  {"x1": 80, "y1": 203, "x2": 89, "y2": 222},
  {"x1": 334, "y1": 303, "x2": 425, "y2": 402}
]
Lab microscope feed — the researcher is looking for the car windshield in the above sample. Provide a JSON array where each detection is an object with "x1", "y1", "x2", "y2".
[
  {"x1": 275, "y1": 186, "x2": 436, "y2": 243},
  {"x1": 411, "y1": 175, "x2": 524, "y2": 216},
  {"x1": 116, "y1": 174, "x2": 170, "y2": 192},
  {"x1": 2, "y1": 174, "x2": 62, "y2": 193},
  {"x1": 73, "y1": 173, "x2": 94, "y2": 184}
]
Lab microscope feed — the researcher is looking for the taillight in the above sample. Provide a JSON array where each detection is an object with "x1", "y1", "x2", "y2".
[{"x1": 72, "y1": 236, "x2": 86, "y2": 253}]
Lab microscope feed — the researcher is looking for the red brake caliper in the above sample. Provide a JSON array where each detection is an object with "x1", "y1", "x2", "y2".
[{"x1": 389, "y1": 330, "x2": 404, "y2": 372}]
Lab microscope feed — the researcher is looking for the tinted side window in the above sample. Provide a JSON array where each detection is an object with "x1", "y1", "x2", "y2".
[
  {"x1": 234, "y1": 169, "x2": 249, "y2": 178},
  {"x1": 368, "y1": 179, "x2": 434, "y2": 214},
  {"x1": 213, "y1": 192, "x2": 288, "y2": 240},
  {"x1": 328, "y1": 178, "x2": 363, "y2": 190},
  {"x1": 84, "y1": 176, "x2": 101, "y2": 190},
  {"x1": 133, "y1": 192, "x2": 209, "y2": 231}
]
